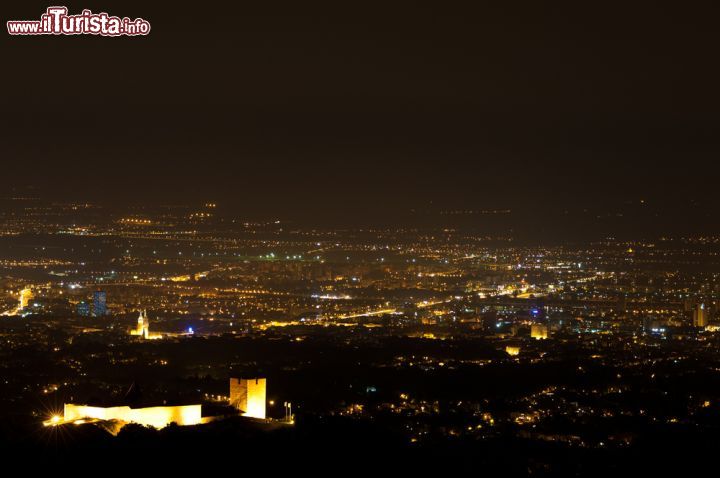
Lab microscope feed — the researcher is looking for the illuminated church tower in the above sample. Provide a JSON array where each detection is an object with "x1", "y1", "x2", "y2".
[
  {"x1": 130, "y1": 310, "x2": 157, "y2": 338},
  {"x1": 139, "y1": 310, "x2": 149, "y2": 338}
]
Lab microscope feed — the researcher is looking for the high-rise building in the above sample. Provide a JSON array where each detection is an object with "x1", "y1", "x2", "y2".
[
  {"x1": 92, "y1": 291, "x2": 107, "y2": 317},
  {"x1": 693, "y1": 303, "x2": 708, "y2": 328},
  {"x1": 229, "y1": 378, "x2": 267, "y2": 419},
  {"x1": 76, "y1": 301, "x2": 90, "y2": 317}
]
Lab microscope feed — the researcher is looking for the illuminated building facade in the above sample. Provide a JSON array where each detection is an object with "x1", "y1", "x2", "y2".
[
  {"x1": 131, "y1": 309, "x2": 148, "y2": 337},
  {"x1": 531, "y1": 324, "x2": 549, "y2": 340},
  {"x1": 129, "y1": 310, "x2": 163, "y2": 339},
  {"x1": 62, "y1": 403, "x2": 202, "y2": 429},
  {"x1": 127, "y1": 310, "x2": 194, "y2": 339},
  {"x1": 506, "y1": 345, "x2": 521, "y2": 356},
  {"x1": 693, "y1": 303, "x2": 708, "y2": 328},
  {"x1": 230, "y1": 378, "x2": 267, "y2": 419},
  {"x1": 50, "y1": 378, "x2": 269, "y2": 431},
  {"x1": 18, "y1": 287, "x2": 33, "y2": 311},
  {"x1": 92, "y1": 290, "x2": 107, "y2": 317},
  {"x1": 76, "y1": 301, "x2": 90, "y2": 317}
]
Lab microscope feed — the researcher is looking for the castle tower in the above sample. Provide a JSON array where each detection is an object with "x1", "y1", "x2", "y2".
[{"x1": 229, "y1": 378, "x2": 266, "y2": 419}]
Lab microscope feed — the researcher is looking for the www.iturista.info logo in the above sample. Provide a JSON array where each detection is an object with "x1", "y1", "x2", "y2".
[{"x1": 7, "y1": 6, "x2": 151, "y2": 36}]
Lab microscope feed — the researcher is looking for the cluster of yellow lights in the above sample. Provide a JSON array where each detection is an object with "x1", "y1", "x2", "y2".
[
  {"x1": 170, "y1": 275, "x2": 192, "y2": 282},
  {"x1": 531, "y1": 324, "x2": 549, "y2": 340},
  {"x1": 19, "y1": 287, "x2": 33, "y2": 309},
  {"x1": 2, "y1": 287, "x2": 33, "y2": 316},
  {"x1": 119, "y1": 218, "x2": 152, "y2": 225}
]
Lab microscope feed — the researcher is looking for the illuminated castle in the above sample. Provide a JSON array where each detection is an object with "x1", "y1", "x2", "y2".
[
  {"x1": 230, "y1": 378, "x2": 267, "y2": 419},
  {"x1": 129, "y1": 310, "x2": 162, "y2": 339},
  {"x1": 52, "y1": 382, "x2": 203, "y2": 431},
  {"x1": 47, "y1": 378, "x2": 270, "y2": 432},
  {"x1": 62, "y1": 403, "x2": 202, "y2": 429}
]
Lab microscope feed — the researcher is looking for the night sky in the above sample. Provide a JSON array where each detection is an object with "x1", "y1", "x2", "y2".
[{"x1": 2, "y1": 1, "x2": 719, "y2": 227}]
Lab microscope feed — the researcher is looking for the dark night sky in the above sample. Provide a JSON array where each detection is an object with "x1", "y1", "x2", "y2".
[{"x1": 2, "y1": 1, "x2": 720, "y2": 225}]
